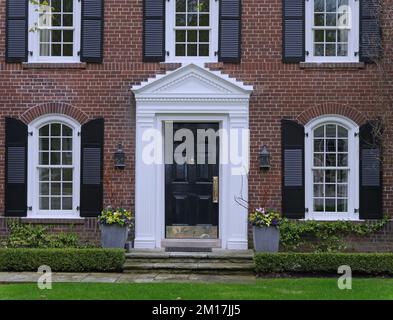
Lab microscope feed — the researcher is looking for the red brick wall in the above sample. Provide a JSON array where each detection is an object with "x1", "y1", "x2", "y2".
[{"x1": 0, "y1": 0, "x2": 392, "y2": 246}]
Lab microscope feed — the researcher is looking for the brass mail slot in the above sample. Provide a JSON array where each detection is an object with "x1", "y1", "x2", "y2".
[{"x1": 212, "y1": 176, "x2": 219, "y2": 203}]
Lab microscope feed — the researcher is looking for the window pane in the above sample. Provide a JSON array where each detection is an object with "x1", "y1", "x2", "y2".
[
  {"x1": 326, "y1": 184, "x2": 336, "y2": 197},
  {"x1": 62, "y1": 168, "x2": 73, "y2": 181},
  {"x1": 314, "y1": 126, "x2": 324, "y2": 137},
  {"x1": 314, "y1": 170, "x2": 324, "y2": 183},
  {"x1": 40, "y1": 125, "x2": 50, "y2": 136},
  {"x1": 187, "y1": 14, "x2": 198, "y2": 26},
  {"x1": 337, "y1": 154, "x2": 348, "y2": 166},
  {"x1": 176, "y1": 0, "x2": 186, "y2": 12},
  {"x1": 40, "y1": 138, "x2": 49, "y2": 151},
  {"x1": 337, "y1": 170, "x2": 348, "y2": 182},
  {"x1": 51, "y1": 183, "x2": 61, "y2": 195},
  {"x1": 326, "y1": 13, "x2": 336, "y2": 26},
  {"x1": 63, "y1": 183, "x2": 73, "y2": 196},
  {"x1": 337, "y1": 184, "x2": 348, "y2": 197},
  {"x1": 51, "y1": 152, "x2": 61, "y2": 165},
  {"x1": 314, "y1": 14, "x2": 324, "y2": 26},
  {"x1": 51, "y1": 197, "x2": 61, "y2": 210},
  {"x1": 40, "y1": 152, "x2": 49, "y2": 165},
  {"x1": 176, "y1": 14, "x2": 186, "y2": 26},
  {"x1": 39, "y1": 168, "x2": 50, "y2": 181},
  {"x1": 314, "y1": 44, "x2": 324, "y2": 56},
  {"x1": 326, "y1": 30, "x2": 336, "y2": 42},
  {"x1": 63, "y1": 197, "x2": 73, "y2": 210},
  {"x1": 63, "y1": 0, "x2": 73, "y2": 12},
  {"x1": 314, "y1": 184, "x2": 324, "y2": 197},
  {"x1": 338, "y1": 13, "x2": 348, "y2": 26},
  {"x1": 337, "y1": 199, "x2": 348, "y2": 212},
  {"x1": 187, "y1": 30, "x2": 197, "y2": 42},
  {"x1": 51, "y1": 168, "x2": 61, "y2": 181},
  {"x1": 199, "y1": 14, "x2": 209, "y2": 26},
  {"x1": 199, "y1": 0, "x2": 210, "y2": 12},
  {"x1": 314, "y1": 30, "x2": 324, "y2": 42},
  {"x1": 326, "y1": 0, "x2": 336, "y2": 12},
  {"x1": 176, "y1": 44, "x2": 186, "y2": 56},
  {"x1": 326, "y1": 124, "x2": 336, "y2": 137},
  {"x1": 40, "y1": 197, "x2": 49, "y2": 210},
  {"x1": 52, "y1": 30, "x2": 62, "y2": 42},
  {"x1": 188, "y1": 0, "x2": 198, "y2": 12},
  {"x1": 62, "y1": 125, "x2": 72, "y2": 136},
  {"x1": 63, "y1": 44, "x2": 73, "y2": 56},
  {"x1": 52, "y1": 14, "x2": 61, "y2": 27},
  {"x1": 326, "y1": 153, "x2": 336, "y2": 166},
  {"x1": 337, "y1": 126, "x2": 348, "y2": 137},
  {"x1": 314, "y1": 153, "x2": 324, "y2": 166},
  {"x1": 314, "y1": 139, "x2": 325, "y2": 152},
  {"x1": 326, "y1": 139, "x2": 336, "y2": 152},
  {"x1": 337, "y1": 44, "x2": 348, "y2": 56},
  {"x1": 40, "y1": 44, "x2": 50, "y2": 56},
  {"x1": 199, "y1": 30, "x2": 209, "y2": 42},
  {"x1": 63, "y1": 14, "x2": 73, "y2": 27},
  {"x1": 40, "y1": 30, "x2": 50, "y2": 42},
  {"x1": 40, "y1": 183, "x2": 50, "y2": 195},
  {"x1": 325, "y1": 170, "x2": 336, "y2": 183},
  {"x1": 325, "y1": 199, "x2": 336, "y2": 212},
  {"x1": 199, "y1": 44, "x2": 209, "y2": 56},
  {"x1": 337, "y1": 139, "x2": 348, "y2": 152},
  {"x1": 187, "y1": 44, "x2": 197, "y2": 56},
  {"x1": 63, "y1": 138, "x2": 72, "y2": 151},
  {"x1": 176, "y1": 30, "x2": 186, "y2": 42},
  {"x1": 51, "y1": 138, "x2": 61, "y2": 150},
  {"x1": 314, "y1": 0, "x2": 324, "y2": 12},
  {"x1": 51, "y1": 124, "x2": 61, "y2": 136},
  {"x1": 63, "y1": 30, "x2": 73, "y2": 42},
  {"x1": 62, "y1": 152, "x2": 73, "y2": 165},
  {"x1": 314, "y1": 199, "x2": 324, "y2": 212}
]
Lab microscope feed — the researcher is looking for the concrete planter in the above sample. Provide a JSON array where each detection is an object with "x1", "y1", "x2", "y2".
[
  {"x1": 253, "y1": 226, "x2": 280, "y2": 253},
  {"x1": 101, "y1": 224, "x2": 129, "y2": 249}
]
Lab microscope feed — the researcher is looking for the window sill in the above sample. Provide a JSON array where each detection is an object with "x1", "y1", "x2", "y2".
[
  {"x1": 22, "y1": 62, "x2": 87, "y2": 70},
  {"x1": 21, "y1": 217, "x2": 86, "y2": 224},
  {"x1": 299, "y1": 62, "x2": 365, "y2": 70}
]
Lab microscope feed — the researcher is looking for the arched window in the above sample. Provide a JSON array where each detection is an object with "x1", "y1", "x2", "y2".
[
  {"x1": 305, "y1": 116, "x2": 359, "y2": 220},
  {"x1": 28, "y1": 115, "x2": 81, "y2": 218}
]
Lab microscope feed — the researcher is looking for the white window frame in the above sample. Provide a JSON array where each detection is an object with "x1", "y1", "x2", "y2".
[
  {"x1": 28, "y1": 0, "x2": 81, "y2": 63},
  {"x1": 27, "y1": 115, "x2": 81, "y2": 218},
  {"x1": 165, "y1": 0, "x2": 219, "y2": 64},
  {"x1": 305, "y1": 115, "x2": 359, "y2": 220},
  {"x1": 305, "y1": 0, "x2": 359, "y2": 63}
]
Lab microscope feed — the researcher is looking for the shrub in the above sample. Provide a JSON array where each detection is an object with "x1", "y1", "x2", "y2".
[
  {"x1": 4, "y1": 222, "x2": 95, "y2": 249},
  {"x1": 255, "y1": 252, "x2": 393, "y2": 275},
  {"x1": 0, "y1": 248, "x2": 125, "y2": 272}
]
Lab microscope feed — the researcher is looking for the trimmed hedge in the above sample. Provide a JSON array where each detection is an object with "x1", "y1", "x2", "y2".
[
  {"x1": 0, "y1": 248, "x2": 125, "y2": 272},
  {"x1": 255, "y1": 253, "x2": 393, "y2": 275}
]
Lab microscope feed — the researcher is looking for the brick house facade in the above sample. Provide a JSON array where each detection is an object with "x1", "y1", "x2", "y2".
[{"x1": 0, "y1": 0, "x2": 392, "y2": 250}]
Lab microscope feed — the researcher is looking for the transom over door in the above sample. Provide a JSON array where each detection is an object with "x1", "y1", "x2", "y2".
[{"x1": 165, "y1": 123, "x2": 219, "y2": 239}]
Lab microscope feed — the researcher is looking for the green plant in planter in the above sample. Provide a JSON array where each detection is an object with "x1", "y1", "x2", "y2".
[
  {"x1": 98, "y1": 207, "x2": 133, "y2": 226},
  {"x1": 249, "y1": 208, "x2": 281, "y2": 228}
]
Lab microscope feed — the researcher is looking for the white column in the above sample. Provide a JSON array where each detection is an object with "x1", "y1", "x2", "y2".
[
  {"x1": 134, "y1": 112, "x2": 158, "y2": 249},
  {"x1": 225, "y1": 111, "x2": 249, "y2": 250}
]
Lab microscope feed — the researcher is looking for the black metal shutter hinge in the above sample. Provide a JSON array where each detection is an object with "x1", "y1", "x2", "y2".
[
  {"x1": 305, "y1": 208, "x2": 309, "y2": 213},
  {"x1": 28, "y1": 132, "x2": 33, "y2": 136},
  {"x1": 28, "y1": 206, "x2": 32, "y2": 211},
  {"x1": 354, "y1": 208, "x2": 359, "y2": 213}
]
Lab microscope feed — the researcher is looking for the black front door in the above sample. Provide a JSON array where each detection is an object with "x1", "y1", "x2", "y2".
[{"x1": 165, "y1": 123, "x2": 219, "y2": 239}]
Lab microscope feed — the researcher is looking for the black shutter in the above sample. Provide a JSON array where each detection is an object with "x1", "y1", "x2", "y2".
[
  {"x1": 6, "y1": 0, "x2": 28, "y2": 63},
  {"x1": 5, "y1": 118, "x2": 27, "y2": 217},
  {"x1": 80, "y1": 118, "x2": 104, "y2": 217},
  {"x1": 282, "y1": 0, "x2": 305, "y2": 63},
  {"x1": 360, "y1": 0, "x2": 382, "y2": 62},
  {"x1": 218, "y1": 0, "x2": 242, "y2": 63},
  {"x1": 359, "y1": 122, "x2": 383, "y2": 219},
  {"x1": 81, "y1": 0, "x2": 104, "y2": 63},
  {"x1": 143, "y1": 0, "x2": 165, "y2": 62},
  {"x1": 282, "y1": 119, "x2": 305, "y2": 218}
]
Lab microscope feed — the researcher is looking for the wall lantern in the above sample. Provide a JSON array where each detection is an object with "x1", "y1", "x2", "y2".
[
  {"x1": 259, "y1": 145, "x2": 271, "y2": 170},
  {"x1": 114, "y1": 144, "x2": 125, "y2": 169}
]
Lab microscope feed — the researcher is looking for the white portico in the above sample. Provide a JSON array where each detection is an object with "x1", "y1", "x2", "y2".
[{"x1": 132, "y1": 63, "x2": 253, "y2": 250}]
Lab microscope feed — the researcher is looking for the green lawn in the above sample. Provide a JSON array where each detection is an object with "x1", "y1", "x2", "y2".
[{"x1": 0, "y1": 278, "x2": 393, "y2": 300}]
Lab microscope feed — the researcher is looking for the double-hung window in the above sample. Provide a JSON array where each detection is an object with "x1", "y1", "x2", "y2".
[
  {"x1": 28, "y1": 0, "x2": 81, "y2": 63},
  {"x1": 305, "y1": 0, "x2": 359, "y2": 62},
  {"x1": 166, "y1": 0, "x2": 219, "y2": 63},
  {"x1": 305, "y1": 116, "x2": 359, "y2": 220},
  {"x1": 28, "y1": 116, "x2": 81, "y2": 218}
]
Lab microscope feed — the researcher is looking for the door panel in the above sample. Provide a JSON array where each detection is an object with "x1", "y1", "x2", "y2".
[{"x1": 165, "y1": 123, "x2": 219, "y2": 239}]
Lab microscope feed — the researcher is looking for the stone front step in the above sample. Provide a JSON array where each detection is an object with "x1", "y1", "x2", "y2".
[{"x1": 124, "y1": 249, "x2": 255, "y2": 275}]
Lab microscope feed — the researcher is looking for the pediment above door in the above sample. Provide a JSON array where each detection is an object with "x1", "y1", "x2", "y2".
[{"x1": 132, "y1": 63, "x2": 253, "y2": 102}]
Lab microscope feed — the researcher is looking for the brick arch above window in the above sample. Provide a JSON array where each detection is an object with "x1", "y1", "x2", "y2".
[
  {"x1": 19, "y1": 102, "x2": 89, "y2": 125},
  {"x1": 296, "y1": 103, "x2": 367, "y2": 126}
]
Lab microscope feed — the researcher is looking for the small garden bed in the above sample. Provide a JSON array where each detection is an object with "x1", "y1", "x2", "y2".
[
  {"x1": 255, "y1": 252, "x2": 393, "y2": 276},
  {"x1": 0, "y1": 248, "x2": 125, "y2": 272}
]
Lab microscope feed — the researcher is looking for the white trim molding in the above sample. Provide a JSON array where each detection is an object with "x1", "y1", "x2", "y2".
[
  {"x1": 131, "y1": 63, "x2": 253, "y2": 250},
  {"x1": 305, "y1": 115, "x2": 359, "y2": 221},
  {"x1": 27, "y1": 114, "x2": 81, "y2": 219}
]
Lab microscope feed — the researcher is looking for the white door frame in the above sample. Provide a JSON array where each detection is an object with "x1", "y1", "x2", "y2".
[{"x1": 132, "y1": 64, "x2": 253, "y2": 250}]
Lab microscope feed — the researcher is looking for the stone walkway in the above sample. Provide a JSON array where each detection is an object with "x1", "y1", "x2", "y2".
[{"x1": 0, "y1": 272, "x2": 256, "y2": 284}]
